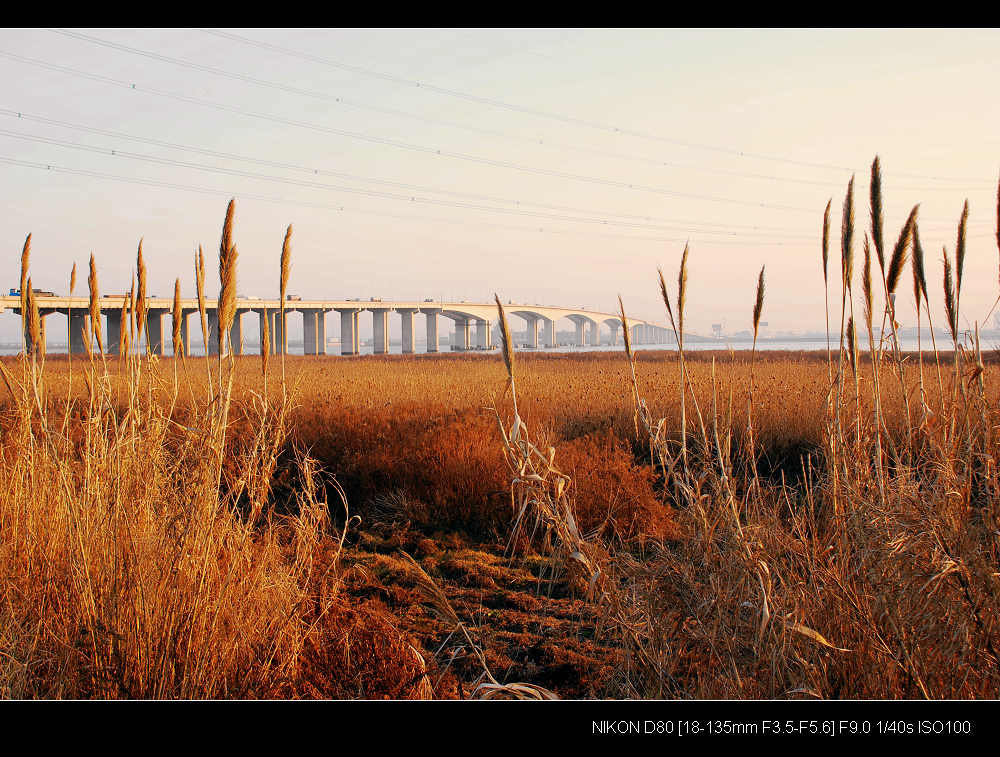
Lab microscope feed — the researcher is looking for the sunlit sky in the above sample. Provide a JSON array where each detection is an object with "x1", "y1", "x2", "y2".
[{"x1": 2, "y1": 27, "x2": 998, "y2": 340}]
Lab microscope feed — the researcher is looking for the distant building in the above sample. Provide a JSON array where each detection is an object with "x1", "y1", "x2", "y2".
[{"x1": 712, "y1": 323, "x2": 723, "y2": 338}]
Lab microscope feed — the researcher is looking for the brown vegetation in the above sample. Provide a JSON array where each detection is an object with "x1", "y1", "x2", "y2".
[{"x1": 1, "y1": 159, "x2": 999, "y2": 699}]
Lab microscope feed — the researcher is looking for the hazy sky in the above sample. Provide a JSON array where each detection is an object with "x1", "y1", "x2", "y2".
[{"x1": 2, "y1": 27, "x2": 999, "y2": 340}]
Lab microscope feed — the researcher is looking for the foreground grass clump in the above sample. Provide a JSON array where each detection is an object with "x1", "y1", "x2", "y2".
[
  {"x1": 0, "y1": 206, "x2": 429, "y2": 699},
  {"x1": 486, "y1": 159, "x2": 1000, "y2": 699}
]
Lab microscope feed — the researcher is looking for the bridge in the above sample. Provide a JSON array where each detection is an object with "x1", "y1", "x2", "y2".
[{"x1": 0, "y1": 295, "x2": 672, "y2": 356}]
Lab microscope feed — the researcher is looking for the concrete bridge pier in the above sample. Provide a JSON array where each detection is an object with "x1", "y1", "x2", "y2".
[
  {"x1": 453, "y1": 318, "x2": 471, "y2": 351},
  {"x1": 589, "y1": 321, "x2": 601, "y2": 347},
  {"x1": 575, "y1": 321, "x2": 586, "y2": 347},
  {"x1": 146, "y1": 309, "x2": 165, "y2": 355},
  {"x1": 178, "y1": 309, "x2": 193, "y2": 356},
  {"x1": 399, "y1": 309, "x2": 416, "y2": 353},
  {"x1": 371, "y1": 308, "x2": 390, "y2": 355},
  {"x1": 302, "y1": 309, "x2": 326, "y2": 355},
  {"x1": 206, "y1": 309, "x2": 220, "y2": 356},
  {"x1": 337, "y1": 308, "x2": 360, "y2": 356},
  {"x1": 227, "y1": 310, "x2": 244, "y2": 356},
  {"x1": 105, "y1": 309, "x2": 122, "y2": 355},
  {"x1": 316, "y1": 311, "x2": 327, "y2": 354},
  {"x1": 524, "y1": 315, "x2": 539, "y2": 348},
  {"x1": 475, "y1": 319, "x2": 491, "y2": 349},
  {"x1": 542, "y1": 318, "x2": 556, "y2": 348},
  {"x1": 69, "y1": 311, "x2": 88, "y2": 355},
  {"x1": 421, "y1": 309, "x2": 440, "y2": 352}
]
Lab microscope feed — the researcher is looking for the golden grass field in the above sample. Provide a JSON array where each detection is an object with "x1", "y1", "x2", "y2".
[{"x1": 2, "y1": 161, "x2": 998, "y2": 699}]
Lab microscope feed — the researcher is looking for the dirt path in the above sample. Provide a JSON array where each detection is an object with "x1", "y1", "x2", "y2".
[{"x1": 339, "y1": 523, "x2": 623, "y2": 699}]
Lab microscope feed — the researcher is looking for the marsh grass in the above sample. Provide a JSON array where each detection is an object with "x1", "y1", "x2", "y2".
[
  {"x1": 0, "y1": 204, "x2": 385, "y2": 699},
  {"x1": 488, "y1": 158, "x2": 1000, "y2": 698}
]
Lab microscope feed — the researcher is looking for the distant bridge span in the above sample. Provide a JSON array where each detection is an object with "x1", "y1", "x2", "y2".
[{"x1": 0, "y1": 295, "x2": 671, "y2": 356}]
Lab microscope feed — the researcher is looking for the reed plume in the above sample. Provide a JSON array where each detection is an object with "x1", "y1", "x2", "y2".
[
  {"x1": 912, "y1": 222, "x2": 927, "y2": 311},
  {"x1": 88, "y1": 253, "x2": 103, "y2": 356},
  {"x1": 68, "y1": 262, "x2": 76, "y2": 367},
  {"x1": 748, "y1": 265, "x2": 765, "y2": 486},
  {"x1": 822, "y1": 199, "x2": 831, "y2": 286},
  {"x1": 217, "y1": 200, "x2": 237, "y2": 356},
  {"x1": 823, "y1": 199, "x2": 832, "y2": 379},
  {"x1": 494, "y1": 294, "x2": 517, "y2": 417},
  {"x1": 886, "y1": 206, "x2": 917, "y2": 298},
  {"x1": 26, "y1": 281, "x2": 40, "y2": 357},
  {"x1": 676, "y1": 247, "x2": 689, "y2": 473},
  {"x1": 218, "y1": 244, "x2": 238, "y2": 356},
  {"x1": 261, "y1": 308, "x2": 270, "y2": 383},
  {"x1": 494, "y1": 294, "x2": 514, "y2": 383},
  {"x1": 944, "y1": 249, "x2": 958, "y2": 345},
  {"x1": 846, "y1": 316, "x2": 857, "y2": 379},
  {"x1": 195, "y1": 246, "x2": 208, "y2": 356},
  {"x1": 677, "y1": 243, "x2": 689, "y2": 345},
  {"x1": 280, "y1": 224, "x2": 292, "y2": 380},
  {"x1": 753, "y1": 266, "x2": 765, "y2": 342},
  {"x1": 19, "y1": 233, "x2": 31, "y2": 353},
  {"x1": 172, "y1": 278, "x2": 184, "y2": 358},
  {"x1": 119, "y1": 287, "x2": 131, "y2": 358},
  {"x1": 136, "y1": 240, "x2": 148, "y2": 351},
  {"x1": 870, "y1": 157, "x2": 885, "y2": 273},
  {"x1": 956, "y1": 199, "x2": 969, "y2": 308},
  {"x1": 841, "y1": 177, "x2": 855, "y2": 293},
  {"x1": 619, "y1": 296, "x2": 633, "y2": 366},
  {"x1": 863, "y1": 234, "x2": 873, "y2": 329}
]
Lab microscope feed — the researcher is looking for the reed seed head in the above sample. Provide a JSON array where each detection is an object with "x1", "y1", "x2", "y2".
[
  {"x1": 261, "y1": 309, "x2": 270, "y2": 378},
  {"x1": 494, "y1": 294, "x2": 514, "y2": 381},
  {"x1": 846, "y1": 316, "x2": 858, "y2": 378},
  {"x1": 822, "y1": 199, "x2": 831, "y2": 286},
  {"x1": 195, "y1": 246, "x2": 208, "y2": 352},
  {"x1": 88, "y1": 253, "x2": 103, "y2": 355},
  {"x1": 841, "y1": 177, "x2": 855, "y2": 293},
  {"x1": 26, "y1": 280, "x2": 40, "y2": 356},
  {"x1": 172, "y1": 278, "x2": 183, "y2": 358},
  {"x1": 943, "y1": 247, "x2": 958, "y2": 343},
  {"x1": 618, "y1": 295, "x2": 633, "y2": 364},
  {"x1": 119, "y1": 289, "x2": 130, "y2": 358},
  {"x1": 69, "y1": 262, "x2": 77, "y2": 295},
  {"x1": 677, "y1": 243, "x2": 689, "y2": 343},
  {"x1": 870, "y1": 156, "x2": 885, "y2": 273},
  {"x1": 912, "y1": 221, "x2": 927, "y2": 312},
  {"x1": 863, "y1": 234, "x2": 873, "y2": 329},
  {"x1": 887, "y1": 205, "x2": 918, "y2": 298},
  {"x1": 753, "y1": 266, "x2": 765, "y2": 341},
  {"x1": 280, "y1": 224, "x2": 292, "y2": 313},
  {"x1": 136, "y1": 239, "x2": 147, "y2": 345},
  {"x1": 19, "y1": 233, "x2": 30, "y2": 320},
  {"x1": 956, "y1": 199, "x2": 969, "y2": 304}
]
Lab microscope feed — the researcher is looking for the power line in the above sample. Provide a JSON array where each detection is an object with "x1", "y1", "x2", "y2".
[
  {"x1": 0, "y1": 128, "x2": 827, "y2": 239},
  {"x1": 4, "y1": 155, "x2": 991, "y2": 256},
  {"x1": 47, "y1": 28, "x2": 996, "y2": 194},
  {"x1": 0, "y1": 111, "x2": 987, "y2": 240},
  {"x1": 0, "y1": 46, "x2": 828, "y2": 215},
  {"x1": 197, "y1": 27, "x2": 997, "y2": 186},
  {"x1": 0, "y1": 154, "x2": 841, "y2": 248},
  {"x1": 0, "y1": 108, "x2": 833, "y2": 238}
]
